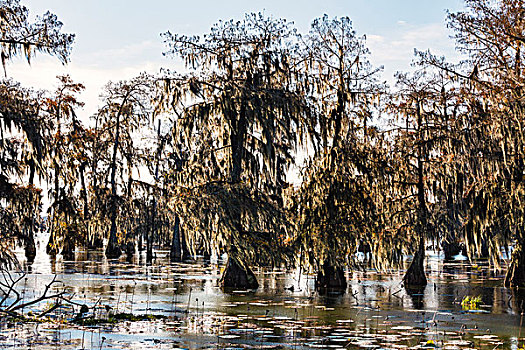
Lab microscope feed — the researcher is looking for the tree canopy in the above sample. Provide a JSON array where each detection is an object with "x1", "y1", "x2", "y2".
[{"x1": 4, "y1": 0, "x2": 525, "y2": 291}]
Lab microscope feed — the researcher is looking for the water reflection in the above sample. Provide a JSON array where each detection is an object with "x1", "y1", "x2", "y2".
[{"x1": 4, "y1": 235, "x2": 525, "y2": 349}]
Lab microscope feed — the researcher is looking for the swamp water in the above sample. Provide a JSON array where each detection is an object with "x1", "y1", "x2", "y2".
[{"x1": 2, "y1": 237, "x2": 525, "y2": 349}]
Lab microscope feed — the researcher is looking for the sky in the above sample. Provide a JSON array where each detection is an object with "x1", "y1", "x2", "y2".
[{"x1": 8, "y1": 0, "x2": 465, "y2": 121}]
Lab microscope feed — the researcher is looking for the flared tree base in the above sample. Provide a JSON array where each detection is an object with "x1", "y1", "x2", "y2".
[
  {"x1": 403, "y1": 243, "x2": 427, "y2": 288},
  {"x1": 170, "y1": 246, "x2": 182, "y2": 263},
  {"x1": 442, "y1": 240, "x2": 466, "y2": 261},
  {"x1": 24, "y1": 237, "x2": 36, "y2": 263},
  {"x1": 315, "y1": 262, "x2": 347, "y2": 293},
  {"x1": 505, "y1": 242, "x2": 525, "y2": 288},
  {"x1": 87, "y1": 236, "x2": 104, "y2": 249},
  {"x1": 220, "y1": 257, "x2": 259, "y2": 290},
  {"x1": 170, "y1": 220, "x2": 182, "y2": 263},
  {"x1": 46, "y1": 232, "x2": 57, "y2": 256},
  {"x1": 105, "y1": 239, "x2": 121, "y2": 259},
  {"x1": 405, "y1": 285, "x2": 426, "y2": 309},
  {"x1": 125, "y1": 241, "x2": 135, "y2": 263},
  {"x1": 62, "y1": 237, "x2": 75, "y2": 261}
]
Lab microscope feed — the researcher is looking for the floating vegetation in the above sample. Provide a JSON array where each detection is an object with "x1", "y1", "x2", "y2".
[
  {"x1": 461, "y1": 296, "x2": 482, "y2": 310},
  {"x1": 73, "y1": 312, "x2": 168, "y2": 326},
  {"x1": 0, "y1": 250, "x2": 519, "y2": 350}
]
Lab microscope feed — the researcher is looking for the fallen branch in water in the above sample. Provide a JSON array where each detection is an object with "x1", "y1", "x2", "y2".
[{"x1": 0, "y1": 267, "x2": 66, "y2": 318}]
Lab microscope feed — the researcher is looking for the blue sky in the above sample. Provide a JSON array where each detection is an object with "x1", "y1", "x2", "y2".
[{"x1": 9, "y1": 0, "x2": 465, "y2": 119}]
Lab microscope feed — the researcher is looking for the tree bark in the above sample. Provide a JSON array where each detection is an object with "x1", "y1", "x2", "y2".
[
  {"x1": 148, "y1": 119, "x2": 163, "y2": 264},
  {"x1": 79, "y1": 164, "x2": 89, "y2": 223},
  {"x1": 170, "y1": 216, "x2": 182, "y2": 263},
  {"x1": 62, "y1": 234, "x2": 75, "y2": 261},
  {"x1": 315, "y1": 261, "x2": 347, "y2": 293},
  {"x1": 106, "y1": 112, "x2": 121, "y2": 259},
  {"x1": 146, "y1": 236, "x2": 153, "y2": 263},
  {"x1": 88, "y1": 232, "x2": 103, "y2": 249},
  {"x1": 46, "y1": 232, "x2": 58, "y2": 256},
  {"x1": 220, "y1": 257, "x2": 259, "y2": 290},
  {"x1": 404, "y1": 103, "x2": 428, "y2": 288},
  {"x1": 505, "y1": 240, "x2": 525, "y2": 288},
  {"x1": 125, "y1": 240, "x2": 135, "y2": 263},
  {"x1": 403, "y1": 237, "x2": 427, "y2": 288},
  {"x1": 146, "y1": 205, "x2": 153, "y2": 264},
  {"x1": 442, "y1": 240, "x2": 465, "y2": 261},
  {"x1": 106, "y1": 228, "x2": 121, "y2": 258},
  {"x1": 24, "y1": 234, "x2": 36, "y2": 263},
  {"x1": 181, "y1": 226, "x2": 192, "y2": 261}
]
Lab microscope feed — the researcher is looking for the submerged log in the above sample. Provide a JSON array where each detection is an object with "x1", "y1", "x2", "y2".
[
  {"x1": 403, "y1": 238, "x2": 427, "y2": 288},
  {"x1": 220, "y1": 257, "x2": 259, "y2": 290},
  {"x1": 315, "y1": 261, "x2": 347, "y2": 293},
  {"x1": 505, "y1": 241, "x2": 525, "y2": 288}
]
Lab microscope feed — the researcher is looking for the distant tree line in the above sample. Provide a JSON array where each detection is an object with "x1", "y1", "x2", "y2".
[{"x1": 1, "y1": 0, "x2": 525, "y2": 292}]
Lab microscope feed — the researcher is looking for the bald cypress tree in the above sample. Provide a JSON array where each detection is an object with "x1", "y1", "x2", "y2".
[{"x1": 161, "y1": 13, "x2": 311, "y2": 289}]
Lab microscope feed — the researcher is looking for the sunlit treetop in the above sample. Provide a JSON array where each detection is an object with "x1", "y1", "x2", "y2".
[{"x1": 0, "y1": 0, "x2": 74, "y2": 75}]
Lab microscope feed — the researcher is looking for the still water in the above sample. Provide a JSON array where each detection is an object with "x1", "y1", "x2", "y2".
[{"x1": 1, "y1": 234, "x2": 524, "y2": 349}]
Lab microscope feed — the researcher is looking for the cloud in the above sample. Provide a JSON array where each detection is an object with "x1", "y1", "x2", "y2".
[
  {"x1": 76, "y1": 40, "x2": 167, "y2": 69},
  {"x1": 365, "y1": 22, "x2": 459, "y2": 83},
  {"x1": 5, "y1": 41, "x2": 185, "y2": 123}
]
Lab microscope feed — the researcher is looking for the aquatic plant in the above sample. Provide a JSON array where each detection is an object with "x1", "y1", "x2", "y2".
[{"x1": 461, "y1": 295, "x2": 482, "y2": 310}]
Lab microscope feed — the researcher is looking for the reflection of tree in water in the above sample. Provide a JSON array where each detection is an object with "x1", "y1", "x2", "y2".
[
  {"x1": 405, "y1": 286, "x2": 426, "y2": 310},
  {"x1": 509, "y1": 289, "x2": 525, "y2": 315},
  {"x1": 317, "y1": 293, "x2": 345, "y2": 310}
]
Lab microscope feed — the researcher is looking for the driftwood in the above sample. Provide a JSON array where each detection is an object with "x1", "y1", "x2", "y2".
[{"x1": 0, "y1": 267, "x2": 67, "y2": 318}]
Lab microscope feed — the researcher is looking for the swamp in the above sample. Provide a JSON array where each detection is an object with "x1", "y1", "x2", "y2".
[
  {"x1": 2, "y1": 233, "x2": 525, "y2": 349},
  {"x1": 3, "y1": 0, "x2": 525, "y2": 348}
]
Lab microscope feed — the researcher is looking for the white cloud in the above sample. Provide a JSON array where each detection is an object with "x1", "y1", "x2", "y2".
[
  {"x1": 366, "y1": 22, "x2": 459, "y2": 84},
  {"x1": 4, "y1": 41, "x2": 185, "y2": 123}
]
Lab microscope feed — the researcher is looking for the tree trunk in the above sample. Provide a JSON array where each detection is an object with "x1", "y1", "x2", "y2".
[
  {"x1": 46, "y1": 232, "x2": 58, "y2": 256},
  {"x1": 138, "y1": 232, "x2": 144, "y2": 251},
  {"x1": 88, "y1": 232, "x2": 104, "y2": 249},
  {"x1": 405, "y1": 286, "x2": 426, "y2": 309},
  {"x1": 404, "y1": 102, "x2": 428, "y2": 289},
  {"x1": 442, "y1": 240, "x2": 465, "y2": 261},
  {"x1": 146, "y1": 205, "x2": 153, "y2": 264},
  {"x1": 79, "y1": 164, "x2": 89, "y2": 222},
  {"x1": 170, "y1": 216, "x2": 182, "y2": 263},
  {"x1": 62, "y1": 235, "x2": 75, "y2": 261},
  {"x1": 315, "y1": 261, "x2": 347, "y2": 293},
  {"x1": 146, "y1": 235, "x2": 153, "y2": 263},
  {"x1": 220, "y1": 257, "x2": 259, "y2": 290},
  {"x1": 25, "y1": 168, "x2": 37, "y2": 264},
  {"x1": 148, "y1": 119, "x2": 162, "y2": 264},
  {"x1": 505, "y1": 240, "x2": 525, "y2": 288},
  {"x1": 106, "y1": 112, "x2": 121, "y2": 259},
  {"x1": 181, "y1": 226, "x2": 192, "y2": 261},
  {"x1": 24, "y1": 234, "x2": 36, "y2": 263},
  {"x1": 403, "y1": 237, "x2": 427, "y2": 288},
  {"x1": 125, "y1": 240, "x2": 135, "y2": 263},
  {"x1": 106, "y1": 217, "x2": 121, "y2": 259}
]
